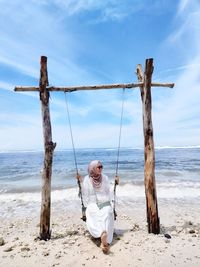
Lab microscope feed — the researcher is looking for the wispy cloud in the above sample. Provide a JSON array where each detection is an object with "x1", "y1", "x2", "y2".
[
  {"x1": 38, "y1": 0, "x2": 169, "y2": 22},
  {"x1": 177, "y1": 0, "x2": 190, "y2": 14},
  {"x1": 153, "y1": 1, "x2": 200, "y2": 146},
  {"x1": 0, "y1": 0, "x2": 97, "y2": 86},
  {"x1": 168, "y1": 0, "x2": 200, "y2": 48},
  {"x1": 0, "y1": 0, "x2": 199, "y2": 150},
  {"x1": 161, "y1": 62, "x2": 200, "y2": 73},
  {"x1": 0, "y1": 81, "x2": 15, "y2": 91},
  {"x1": 47, "y1": 0, "x2": 143, "y2": 19},
  {"x1": 0, "y1": 125, "x2": 43, "y2": 151}
]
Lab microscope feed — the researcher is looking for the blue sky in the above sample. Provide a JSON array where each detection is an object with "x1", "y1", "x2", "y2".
[{"x1": 0, "y1": 0, "x2": 200, "y2": 151}]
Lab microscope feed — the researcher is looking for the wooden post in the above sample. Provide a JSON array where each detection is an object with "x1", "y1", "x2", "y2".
[
  {"x1": 39, "y1": 56, "x2": 56, "y2": 240},
  {"x1": 136, "y1": 58, "x2": 160, "y2": 234}
]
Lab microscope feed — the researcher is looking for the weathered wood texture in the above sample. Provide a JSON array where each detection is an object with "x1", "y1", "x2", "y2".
[
  {"x1": 39, "y1": 56, "x2": 56, "y2": 240},
  {"x1": 136, "y1": 59, "x2": 160, "y2": 234},
  {"x1": 14, "y1": 82, "x2": 174, "y2": 92}
]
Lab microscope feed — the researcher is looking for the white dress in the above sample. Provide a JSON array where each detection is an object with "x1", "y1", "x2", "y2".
[{"x1": 82, "y1": 174, "x2": 114, "y2": 244}]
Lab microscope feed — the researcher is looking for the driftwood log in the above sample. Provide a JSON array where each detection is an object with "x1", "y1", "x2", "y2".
[
  {"x1": 136, "y1": 59, "x2": 160, "y2": 234},
  {"x1": 15, "y1": 82, "x2": 174, "y2": 92},
  {"x1": 39, "y1": 56, "x2": 56, "y2": 240}
]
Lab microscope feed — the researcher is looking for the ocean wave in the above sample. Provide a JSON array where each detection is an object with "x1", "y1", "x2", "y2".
[
  {"x1": 1, "y1": 145, "x2": 200, "y2": 154},
  {"x1": 155, "y1": 145, "x2": 200, "y2": 149},
  {"x1": 117, "y1": 183, "x2": 200, "y2": 200},
  {"x1": 0, "y1": 149, "x2": 44, "y2": 154},
  {"x1": 0, "y1": 187, "x2": 78, "y2": 203},
  {"x1": 1, "y1": 181, "x2": 200, "y2": 204},
  {"x1": 0, "y1": 182, "x2": 200, "y2": 219}
]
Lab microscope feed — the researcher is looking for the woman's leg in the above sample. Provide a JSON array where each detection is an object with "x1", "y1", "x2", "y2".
[{"x1": 100, "y1": 231, "x2": 109, "y2": 254}]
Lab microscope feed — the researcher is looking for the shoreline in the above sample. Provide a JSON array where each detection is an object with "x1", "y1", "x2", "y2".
[
  {"x1": 0, "y1": 201, "x2": 200, "y2": 267},
  {"x1": 1, "y1": 145, "x2": 200, "y2": 153}
]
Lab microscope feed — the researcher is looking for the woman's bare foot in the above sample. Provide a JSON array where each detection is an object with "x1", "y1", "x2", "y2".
[{"x1": 100, "y1": 231, "x2": 109, "y2": 254}]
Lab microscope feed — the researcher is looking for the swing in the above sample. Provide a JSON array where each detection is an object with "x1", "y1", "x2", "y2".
[{"x1": 64, "y1": 89, "x2": 125, "y2": 221}]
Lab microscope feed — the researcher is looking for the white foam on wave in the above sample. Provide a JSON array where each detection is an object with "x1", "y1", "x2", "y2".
[
  {"x1": 116, "y1": 183, "x2": 200, "y2": 200},
  {"x1": 116, "y1": 184, "x2": 145, "y2": 198},
  {"x1": 157, "y1": 186, "x2": 200, "y2": 199},
  {"x1": 0, "y1": 149, "x2": 43, "y2": 154},
  {"x1": 0, "y1": 188, "x2": 80, "y2": 219},
  {"x1": 51, "y1": 188, "x2": 78, "y2": 201},
  {"x1": 0, "y1": 182, "x2": 200, "y2": 220},
  {"x1": 0, "y1": 181, "x2": 200, "y2": 205},
  {"x1": 155, "y1": 145, "x2": 200, "y2": 150},
  {"x1": 0, "y1": 191, "x2": 41, "y2": 202},
  {"x1": 0, "y1": 188, "x2": 78, "y2": 203}
]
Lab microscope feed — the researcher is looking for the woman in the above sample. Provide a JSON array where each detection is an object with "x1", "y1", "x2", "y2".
[{"x1": 78, "y1": 160, "x2": 119, "y2": 254}]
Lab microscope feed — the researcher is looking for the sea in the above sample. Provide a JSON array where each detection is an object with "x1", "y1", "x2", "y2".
[{"x1": 0, "y1": 147, "x2": 200, "y2": 219}]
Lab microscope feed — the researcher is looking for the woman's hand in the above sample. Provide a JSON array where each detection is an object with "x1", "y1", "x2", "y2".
[
  {"x1": 76, "y1": 173, "x2": 82, "y2": 182},
  {"x1": 115, "y1": 175, "x2": 120, "y2": 185}
]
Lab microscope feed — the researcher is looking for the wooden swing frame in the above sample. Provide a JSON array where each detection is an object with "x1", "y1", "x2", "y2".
[{"x1": 15, "y1": 56, "x2": 174, "y2": 240}]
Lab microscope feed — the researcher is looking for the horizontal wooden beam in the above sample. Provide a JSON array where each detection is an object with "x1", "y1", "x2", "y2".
[
  {"x1": 152, "y1": 82, "x2": 174, "y2": 88},
  {"x1": 14, "y1": 82, "x2": 174, "y2": 92}
]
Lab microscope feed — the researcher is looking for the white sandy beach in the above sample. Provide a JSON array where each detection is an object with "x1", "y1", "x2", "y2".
[{"x1": 0, "y1": 200, "x2": 200, "y2": 267}]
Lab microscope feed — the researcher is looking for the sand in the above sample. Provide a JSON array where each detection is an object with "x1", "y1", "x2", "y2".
[{"x1": 0, "y1": 200, "x2": 200, "y2": 267}]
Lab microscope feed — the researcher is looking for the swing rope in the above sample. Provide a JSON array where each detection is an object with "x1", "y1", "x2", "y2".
[
  {"x1": 115, "y1": 88, "x2": 125, "y2": 177},
  {"x1": 64, "y1": 92, "x2": 86, "y2": 220},
  {"x1": 113, "y1": 88, "x2": 125, "y2": 220},
  {"x1": 64, "y1": 92, "x2": 78, "y2": 175}
]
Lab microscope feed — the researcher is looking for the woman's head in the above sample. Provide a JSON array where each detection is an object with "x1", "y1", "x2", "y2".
[
  {"x1": 88, "y1": 160, "x2": 103, "y2": 177},
  {"x1": 88, "y1": 160, "x2": 103, "y2": 188}
]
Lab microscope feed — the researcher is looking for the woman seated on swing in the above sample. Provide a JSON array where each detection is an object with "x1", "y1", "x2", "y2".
[{"x1": 77, "y1": 160, "x2": 119, "y2": 254}]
